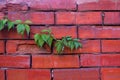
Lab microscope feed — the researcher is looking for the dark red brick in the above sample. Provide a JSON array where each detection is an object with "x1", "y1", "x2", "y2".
[
  {"x1": 101, "y1": 68, "x2": 120, "y2": 80},
  {"x1": 0, "y1": 12, "x2": 4, "y2": 19},
  {"x1": 8, "y1": 12, "x2": 54, "y2": 24},
  {"x1": 0, "y1": 40, "x2": 4, "y2": 53},
  {"x1": 104, "y1": 12, "x2": 120, "y2": 24},
  {"x1": 78, "y1": 0, "x2": 120, "y2": 11},
  {"x1": 0, "y1": 70, "x2": 4, "y2": 80},
  {"x1": 7, "y1": 69, "x2": 51, "y2": 80},
  {"x1": 81, "y1": 54, "x2": 120, "y2": 67},
  {"x1": 78, "y1": 26, "x2": 120, "y2": 39},
  {"x1": 6, "y1": 40, "x2": 50, "y2": 54},
  {"x1": 32, "y1": 55, "x2": 79, "y2": 68},
  {"x1": 7, "y1": 0, "x2": 76, "y2": 10},
  {"x1": 0, "y1": 55, "x2": 30, "y2": 68},
  {"x1": 102, "y1": 40, "x2": 120, "y2": 52},
  {"x1": 53, "y1": 68, "x2": 99, "y2": 80}
]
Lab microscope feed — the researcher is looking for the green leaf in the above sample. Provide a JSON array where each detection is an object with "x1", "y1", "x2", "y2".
[
  {"x1": 34, "y1": 34, "x2": 40, "y2": 42},
  {"x1": 14, "y1": 20, "x2": 22, "y2": 24},
  {"x1": 68, "y1": 41, "x2": 74, "y2": 50},
  {"x1": 24, "y1": 20, "x2": 32, "y2": 24},
  {"x1": 41, "y1": 34, "x2": 50, "y2": 42},
  {"x1": 3, "y1": 19, "x2": 8, "y2": 24},
  {"x1": 47, "y1": 37, "x2": 53, "y2": 47},
  {"x1": 7, "y1": 21, "x2": 14, "y2": 31},
  {"x1": 0, "y1": 20, "x2": 4, "y2": 30},
  {"x1": 25, "y1": 24, "x2": 30, "y2": 35},
  {"x1": 34, "y1": 34, "x2": 44, "y2": 47},
  {"x1": 17, "y1": 24, "x2": 25, "y2": 35},
  {"x1": 55, "y1": 41, "x2": 64, "y2": 54}
]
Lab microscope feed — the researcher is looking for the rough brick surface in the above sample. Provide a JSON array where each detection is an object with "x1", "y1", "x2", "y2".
[
  {"x1": 32, "y1": 55, "x2": 79, "y2": 68},
  {"x1": 0, "y1": 12, "x2": 4, "y2": 19},
  {"x1": 6, "y1": 40, "x2": 50, "y2": 54},
  {"x1": 7, "y1": 69, "x2": 51, "y2": 80},
  {"x1": 101, "y1": 68, "x2": 120, "y2": 80},
  {"x1": 0, "y1": 70, "x2": 4, "y2": 80},
  {"x1": 0, "y1": 55, "x2": 30, "y2": 68},
  {"x1": 53, "y1": 68, "x2": 99, "y2": 80},
  {"x1": 102, "y1": 40, "x2": 120, "y2": 52},
  {"x1": 0, "y1": 40, "x2": 4, "y2": 53},
  {"x1": 79, "y1": 26, "x2": 120, "y2": 39},
  {"x1": 81, "y1": 54, "x2": 120, "y2": 67},
  {"x1": 8, "y1": 12, "x2": 54, "y2": 24},
  {"x1": 56, "y1": 12, "x2": 101, "y2": 24},
  {"x1": 104, "y1": 12, "x2": 120, "y2": 24}
]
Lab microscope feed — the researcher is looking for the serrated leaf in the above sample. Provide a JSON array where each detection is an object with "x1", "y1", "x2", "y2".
[
  {"x1": 41, "y1": 34, "x2": 50, "y2": 42},
  {"x1": 0, "y1": 20, "x2": 4, "y2": 30},
  {"x1": 68, "y1": 41, "x2": 74, "y2": 50},
  {"x1": 17, "y1": 24, "x2": 25, "y2": 35},
  {"x1": 55, "y1": 41, "x2": 64, "y2": 54},
  {"x1": 34, "y1": 34, "x2": 40, "y2": 42},
  {"x1": 38, "y1": 37, "x2": 44, "y2": 47},
  {"x1": 24, "y1": 20, "x2": 32, "y2": 24},
  {"x1": 7, "y1": 21, "x2": 14, "y2": 31},
  {"x1": 47, "y1": 37, "x2": 53, "y2": 47},
  {"x1": 14, "y1": 20, "x2": 22, "y2": 24},
  {"x1": 25, "y1": 24, "x2": 30, "y2": 35}
]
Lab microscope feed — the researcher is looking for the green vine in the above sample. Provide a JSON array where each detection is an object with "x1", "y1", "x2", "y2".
[{"x1": 0, "y1": 18, "x2": 82, "y2": 54}]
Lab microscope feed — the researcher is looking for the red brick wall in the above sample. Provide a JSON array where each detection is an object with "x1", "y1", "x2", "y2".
[{"x1": 0, "y1": 0, "x2": 120, "y2": 80}]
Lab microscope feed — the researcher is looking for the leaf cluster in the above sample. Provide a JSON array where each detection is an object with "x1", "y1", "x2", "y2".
[
  {"x1": 34, "y1": 29, "x2": 55, "y2": 48},
  {"x1": 0, "y1": 18, "x2": 31, "y2": 35},
  {"x1": 34, "y1": 29, "x2": 82, "y2": 54}
]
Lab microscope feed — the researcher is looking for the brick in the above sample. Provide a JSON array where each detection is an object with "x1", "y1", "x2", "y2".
[
  {"x1": 7, "y1": 3, "x2": 28, "y2": 11},
  {"x1": 78, "y1": 26, "x2": 120, "y2": 39},
  {"x1": 56, "y1": 12, "x2": 101, "y2": 24},
  {"x1": 56, "y1": 12, "x2": 76, "y2": 24},
  {"x1": 7, "y1": 69, "x2": 51, "y2": 80},
  {"x1": 6, "y1": 40, "x2": 50, "y2": 54},
  {"x1": 0, "y1": 29, "x2": 27, "y2": 39},
  {"x1": 7, "y1": 0, "x2": 76, "y2": 10},
  {"x1": 76, "y1": 12, "x2": 101, "y2": 24},
  {"x1": 0, "y1": 55, "x2": 30, "y2": 68},
  {"x1": 0, "y1": 1, "x2": 6, "y2": 11},
  {"x1": 0, "y1": 70, "x2": 4, "y2": 80},
  {"x1": 81, "y1": 54, "x2": 120, "y2": 67},
  {"x1": 30, "y1": 26, "x2": 77, "y2": 39},
  {"x1": 32, "y1": 55, "x2": 79, "y2": 68},
  {"x1": 54, "y1": 40, "x2": 100, "y2": 54},
  {"x1": 102, "y1": 40, "x2": 120, "y2": 52},
  {"x1": 77, "y1": 0, "x2": 120, "y2": 11},
  {"x1": 0, "y1": 40, "x2": 4, "y2": 53},
  {"x1": 104, "y1": 12, "x2": 120, "y2": 24},
  {"x1": 53, "y1": 68, "x2": 99, "y2": 80},
  {"x1": 8, "y1": 12, "x2": 54, "y2": 24},
  {"x1": 101, "y1": 68, "x2": 120, "y2": 80},
  {"x1": 0, "y1": 12, "x2": 4, "y2": 19}
]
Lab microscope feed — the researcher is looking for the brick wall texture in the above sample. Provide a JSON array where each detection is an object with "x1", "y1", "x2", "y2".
[{"x1": 0, "y1": 0, "x2": 120, "y2": 80}]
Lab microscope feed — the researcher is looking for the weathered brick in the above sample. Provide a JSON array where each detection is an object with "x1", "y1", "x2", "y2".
[
  {"x1": 76, "y1": 12, "x2": 101, "y2": 24},
  {"x1": 0, "y1": 40, "x2": 4, "y2": 53},
  {"x1": 77, "y1": 0, "x2": 120, "y2": 11},
  {"x1": 0, "y1": 12, "x2": 4, "y2": 19},
  {"x1": 0, "y1": 29, "x2": 27, "y2": 39},
  {"x1": 53, "y1": 68, "x2": 99, "y2": 80},
  {"x1": 102, "y1": 40, "x2": 120, "y2": 52},
  {"x1": 8, "y1": 12, "x2": 54, "y2": 24},
  {"x1": 0, "y1": 55, "x2": 30, "y2": 68},
  {"x1": 104, "y1": 12, "x2": 120, "y2": 24},
  {"x1": 56, "y1": 12, "x2": 101, "y2": 24},
  {"x1": 78, "y1": 26, "x2": 120, "y2": 39},
  {"x1": 81, "y1": 54, "x2": 120, "y2": 67},
  {"x1": 32, "y1": 55, "x2": 79, "y2": 68},
  {"x1": 7, "y1": 0, "x2": 76, "y2": 10},
  {"x1": 0, "y1": 0, "x2": 6, "y2": 11},
  {"x1": 6, "y1": 40, "x2": 50, "y2": 54},
  {"x1": 101, "y1": 68, "x2": 120, "y2": 80},
  {"x1": 0, "y1": 70, "x2": 4, "y2": 80},
  {"x1": 54, "y1": 40, "x2": 100, "y2": 54},
  {"x1": 56, "y1": 12, "x2": 76, "y2": 24},
  {"x1": 7, "y1": 69, "x2": 51, "y2": 80}
]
